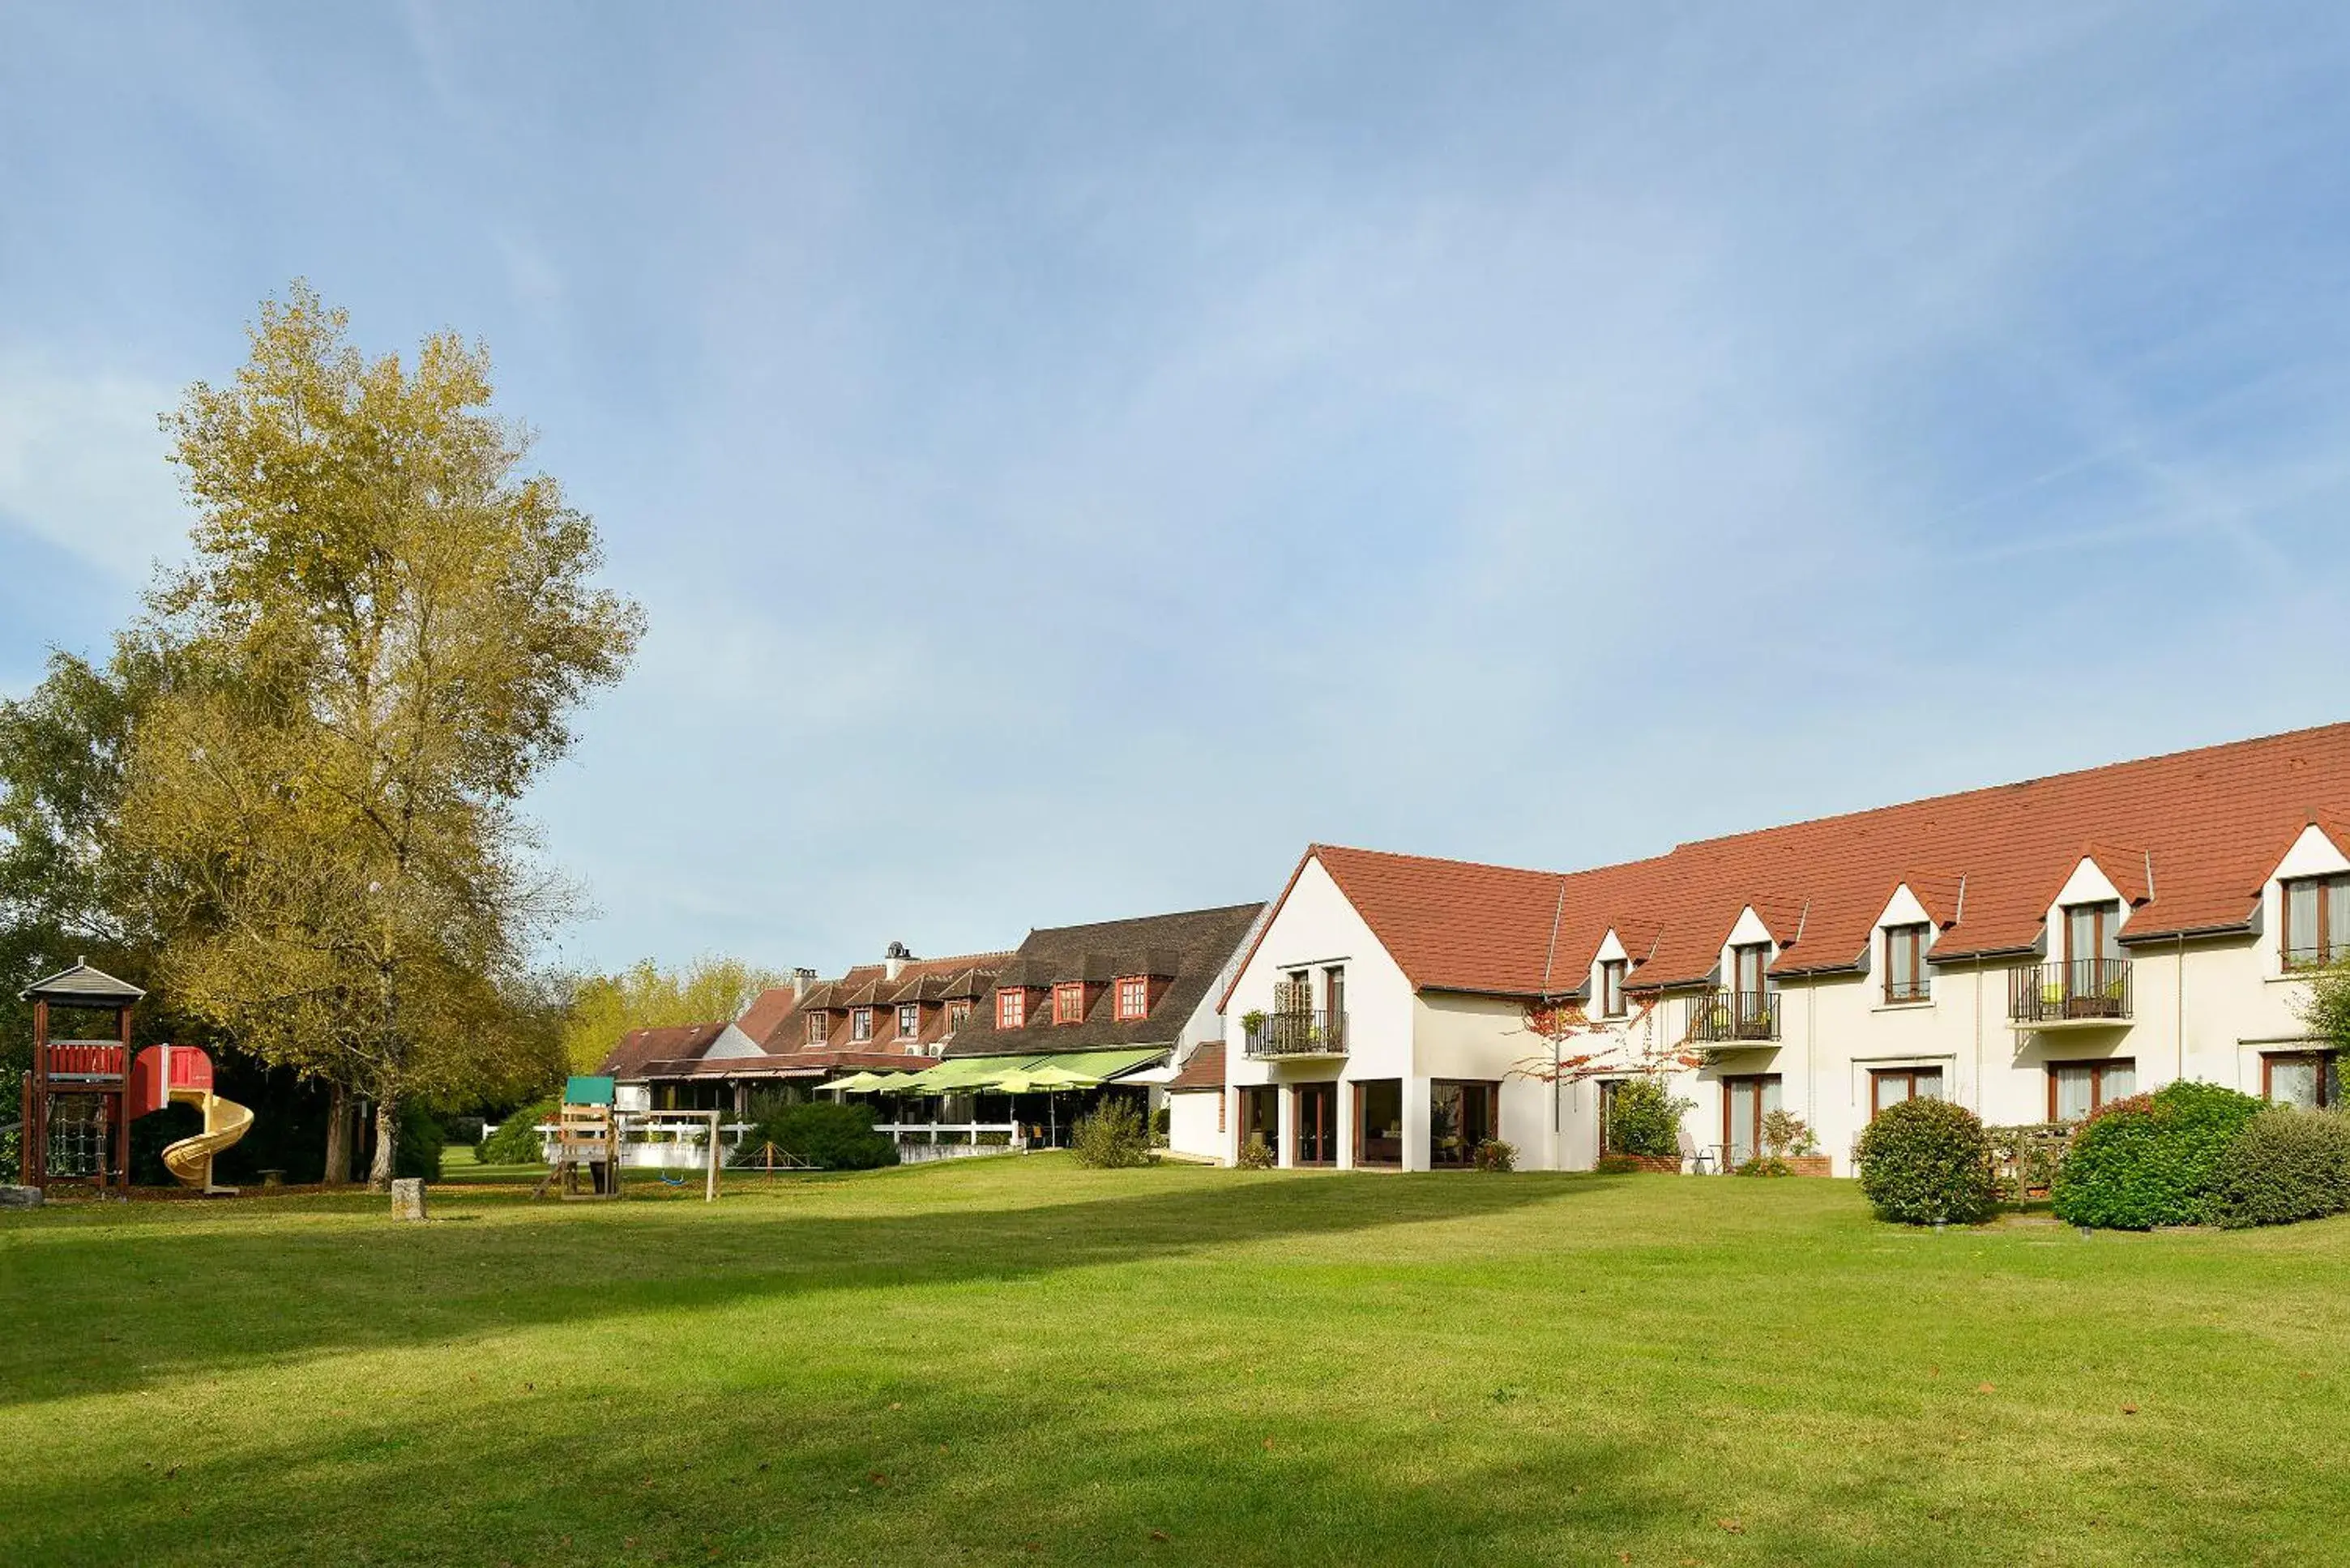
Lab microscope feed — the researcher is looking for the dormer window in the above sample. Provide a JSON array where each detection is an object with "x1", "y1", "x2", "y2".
[
  {"x1": 805, "y1": 1013, "x2": 828, "y2": 1048},
  {"x1": 2284, "y1": 874, "x2": 2350, "y2": 970},
  {"x1": 1600, "y1": 959, "x2": 1626, "y2": 1019},
  {"x1": 997, "y1": 989, "x2": 1026, "y2": 1029},
  {"x1": 1054, "y1": 981, "x2": 1087, "y2": 1024},
  {"x1": 850, "y1": 1007, "x2": 874, "y2": 1042},
  {"x1": 946, "y1": 998, "x2": 971, "y2": 1034},
  {"x1": 1885, "y1": 924, "x2": 1930, "y2": 1004},
  {"x1": 897, "y1": 1002, "x2": 921, "y2": 1039},
  {"x1": 1115, "y1": 976, "x2": 1149, "y2": 1021}
]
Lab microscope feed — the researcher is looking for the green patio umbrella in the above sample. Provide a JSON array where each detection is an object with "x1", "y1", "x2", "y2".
[{"x1": 830, "y1": 1071, "x2": 885, "y2": 1094}]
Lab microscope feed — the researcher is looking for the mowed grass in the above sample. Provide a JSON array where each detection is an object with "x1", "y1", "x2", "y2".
[{"x1": 4, "y1": 1161, "x2": 2349, "y2": 1566}]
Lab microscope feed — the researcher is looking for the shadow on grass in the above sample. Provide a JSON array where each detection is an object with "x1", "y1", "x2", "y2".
[{"x1": 0, "y1": 1166, "x2": 1573, "y2": 1410}]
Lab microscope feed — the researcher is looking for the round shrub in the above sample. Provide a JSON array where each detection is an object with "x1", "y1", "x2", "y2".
[
  {"x1": 2052, "y1": 1079, "x2": 2262, "y2": 1229},
  {"x1": 1605, "y1": 1078, "x2": 1694, "y2": 1157},
  {"x1": 732, "y1": 1100, "x2": 899, "y2": 1172},
  {"x1": 477, "y1": 1098, "x2": 555, "y2": 1166},
  {"x1": 1854, "y1": 1097, "x2": 1997, "y2": 1224},
  {"x1": 1472, "y1": 1138, "x2": 1517, "y2": 1172},
  {"x1": 2209, "y1": 1106, "x2": 2350, "y2": 1229}
]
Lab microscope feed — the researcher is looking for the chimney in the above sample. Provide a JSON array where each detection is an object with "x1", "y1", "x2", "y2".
[
  {"x1": 791, "y1": 967, "x2": 818, "y2": 1000},
  {"x1": 884, "y1": 941, "x2": 913, "y2": 982}
]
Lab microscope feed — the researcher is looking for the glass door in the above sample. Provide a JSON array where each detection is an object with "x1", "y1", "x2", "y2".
[
  {"x1": 1293, "y1": 1082, "x2": 1336, "y2": 1166},
  {"x1": 1724, "y1": 1075, "x2": 1783, "y2": 1165}
]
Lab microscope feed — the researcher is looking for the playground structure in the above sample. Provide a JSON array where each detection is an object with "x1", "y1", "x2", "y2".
[
  {"x1": 17, "y1": 960, "x2": 252, "y2": 1196},
  {"x1": 532, "y1": 1075, "x2": 726, "y2": 1202}
]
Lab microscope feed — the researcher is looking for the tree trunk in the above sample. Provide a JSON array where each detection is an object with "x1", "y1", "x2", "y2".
[
  {"x1": 323, "y1": 1082, "x2": 351, "y2": 1187},
  {"x1": 367, "y1": 1092, "x2": 400, "y2": 1192}
]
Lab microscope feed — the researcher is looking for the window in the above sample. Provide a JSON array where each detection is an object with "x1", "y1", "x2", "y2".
[
  {"x1": 946, "y1": 998, "x2": 971, "y2": 1034},
  {"x1": 2283, "y1": 874, "x2": 2350, "y2": 969},
  {"x1": 1053, "y1": 981, "x2": 1087, "y2": 1024},
  {"x1": 2263, "y1": 1052, "x2": 2340, "y2": 1110},
  {"x1": 1354, "y1": 1079, "x2": 1403, "y2": 1167},
  {"x1": 1293, "y1": 1082, "x2": 1337, "y2": 1166},
  {"x1": 1884, "y1": 924, "x2": 1930, "y2": 1004},
  {"x1": 1600, "y1": 959, "x2": 1626, "y2": 1019},
  {"x1": 1323, "y1": 966, "x2": 1346, "y2": 1037},
  {"x1": 1869, "y1": 1066, "x2": 1944, "y2": 1119},
  {"x1": 1237, "y1": 1085, "x2": 1278, "y2": 1159},
  {"x1": 1733, "y1": 943, "x2": 1769, "y2": 1002},
  {"x1": 2048, "y1": 1058, "x2": 2135, "y2": 1122},
  {"x1": 849, "y1": 1007, "x2": 873, "y2": 1042},
  {"x1": 997, "y1": 989, "x2": 1025, "y2": 1030},
  {"x1": 1429, "y1": 1079, "x2": 1498, "y2": 1168},
  {"x1": 897, "y1": 1002, "x2": 921, "y2": 1040},
  {"x1": 1115, "y1": 976, "x2": 1149, "y2": 1021},
  {"x1": 805, "y1": 1014, "x2": 828, "y2": 1048}
]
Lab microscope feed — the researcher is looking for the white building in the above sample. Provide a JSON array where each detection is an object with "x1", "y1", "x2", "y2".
[{"x1": 1178, "y1": 724, "x2": 2350, "y2": 1173}]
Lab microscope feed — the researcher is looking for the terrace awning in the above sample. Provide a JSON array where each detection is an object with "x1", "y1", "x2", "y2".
[{"x1": 830, "y1": 1071, "x2": 887, "y2": 1093}]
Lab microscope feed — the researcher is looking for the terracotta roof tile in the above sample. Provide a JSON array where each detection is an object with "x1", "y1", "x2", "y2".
[
  {"x1": 1283, "y1": 724, "x2": 2350, "y2": 998},
  {"x1": 599, "y1": 1021, "x2": 727, "y2": 1078}
]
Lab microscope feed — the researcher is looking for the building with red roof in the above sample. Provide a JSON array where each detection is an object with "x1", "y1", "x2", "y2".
[{"x1": 1179, "y1": 723, "x2": 2350, "y2": 1173}]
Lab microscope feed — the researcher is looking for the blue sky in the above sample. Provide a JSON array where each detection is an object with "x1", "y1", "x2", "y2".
[{"x1": 4, "y1": 2, "x2": 2348, "y2": 978}]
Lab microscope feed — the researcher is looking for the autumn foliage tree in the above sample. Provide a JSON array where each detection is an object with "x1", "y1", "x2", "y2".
[{"x1": 117, "y1": 284, "x2": 641, "y2": 1188}]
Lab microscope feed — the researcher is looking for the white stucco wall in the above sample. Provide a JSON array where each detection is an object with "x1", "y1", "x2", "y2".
[{"x1": 1166, "y1": 1091, "x2": 1223, "y2": 1162}]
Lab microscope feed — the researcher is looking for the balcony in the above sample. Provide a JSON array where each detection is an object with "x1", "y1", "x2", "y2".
[
  {"x1": 2008, "y1": 959, "x2": 2132, "y2": 1028},
  {"x1": 1686, "y1": 991, "x2": 1780, "y2": 1045},
  {"x1": 1243, "y1": 1009, "x2": 1348, "y2": 1060}
]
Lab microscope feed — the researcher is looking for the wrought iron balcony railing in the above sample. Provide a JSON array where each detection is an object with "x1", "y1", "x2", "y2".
[
  {"x1": 1243, "y1": 1009, "x2": 1348, "y2": 1059},
  {"x1": 1686, "y1": 990, "x2": 1780, "y2": 1044},
  {"x1": 2008, "y1": 959, "x2": 2132, "y2": 1024}
]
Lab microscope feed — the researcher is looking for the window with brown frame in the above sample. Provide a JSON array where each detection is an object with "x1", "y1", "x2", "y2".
[
  {"x1": 2282, "y1": 874, "x2": 2350, "y2": 970},
  {"x1": 805, "y1": 1014, "x2": 828, "y2": 1047},
  {"x1": 1053, "y1": 981, "x2": 1087, "y2": 1024},
  {"x1": 897, "y1": 1002, "x2": 921, "y2": 1040},
  {"x1": 1600, "y1": 959, "x2": 1626, "y2": 1019},
  {"x1": 1722, "y1": 1074, "x2": 1783, "y2": 1165},
  {"x1": 1354, "y1": 1078, "x2": 1403, "y2": 1168},
  {"x1": 1429, "y1": 1079, "x2": 1498, "y2": 1168},
  {"x1": 996, "y1": 989, "x2": 1025, "y2": 1030},
  {"x1": 1868, "y1": 1066, "x2": 1944, "y2": 1119},
  {"x1": 2047, "y1": 1057, "x2": 2135, "y2": 1122},
  {"x1": 946, "y1": 998, "x2": 971, "y2": 1034},
  {"x1": 850, "y1": 1007, "x2": 873, "y2": 1043},
  {"x1": 2262, "y1": 1051, "x2": 2340, "y2": 1110},
  {"x1": 1884, "y1": 924, "x2": 1930, "y2": 1004},
  {"x1": 1292, "y1": 1082, "x2": 1337, "y2": 1167},
  {"x1": 1114, "y1": 976, "x2": 1149, "y2": 1020}
]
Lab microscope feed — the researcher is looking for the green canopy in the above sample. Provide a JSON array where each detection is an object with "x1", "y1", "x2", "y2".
[
  {"x1": 897, "y1": 1054, "x2": 1049, "y2": 1092},
  {"x1": 1029, "y1": 1049, "x2": 1169, "y2": 1081},
  {"x1": 1020, "y1": 1064, "x2": 1102, "y2": 1090},
  {"x1": 830, "y1": 1071, "x2": 886, "y2": 1093}
]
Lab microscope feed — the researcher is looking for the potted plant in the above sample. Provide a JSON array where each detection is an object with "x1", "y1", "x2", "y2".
[{"x1": 1762, "y1": 1109, "x2": 1830, "y2": 1176}]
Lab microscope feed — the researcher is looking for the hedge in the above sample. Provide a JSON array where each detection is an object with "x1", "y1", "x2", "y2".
[
  {"x1": 1853, "y1": 1097, "x2": 1997, "y2": 1224},
  {"x1": 2209, "y1": 1106, "x2": 2350, "y2": 1229},
  {"x1": 730, "y1": 1100, "x2": 898, "y2": 1172},
  {"x1": 2052, "y1": 1079, "x2": 2262, "y2": 1229}
]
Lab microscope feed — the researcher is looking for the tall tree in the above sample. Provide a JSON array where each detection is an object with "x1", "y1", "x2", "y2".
[
  {"x1": 118, "y1": 284, "x2": 641, "y2": 1188},
  {"x1": 562, "y1": 956, "x2": 784, "y2": 1071}
]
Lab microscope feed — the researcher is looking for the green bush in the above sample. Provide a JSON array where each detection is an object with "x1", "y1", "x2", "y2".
[
  {"x1": 2053, "y1": 1079, "x2": 2262, "y2": 1229},
  {"x1": 1734, "y1": 1156, "x2": 1794, "y2": 1177},
  {"x1": 1235, "y1": 1139, "x2": 1275, "y2": 1171},
  {"x1": 1854, "y1": 1097, "x2": 1997, "y2": 1224},
  {"x1": 2209, "y1": 1107, "x2": 2350, "y2": 1229},
  {"x1": 477, "y1": 1099, "x2": 554, "y2": 1166},
  {"x1": 1605, "y1": 1078, "x2": 1693, "y2": 1157},
  {"x1": 1472, "y1": 1138, "x2": 1517, "y2": 1172},
  {"x1": 1070, "y1": 1102, "x2": 1156, "y2": 1169},
  {"x1": 731, "y1": 1100, "x2": 899, "y2": 1172},
  {"x1": 1594, "y1": 1153, "x2": 1642, "y2": 1174}
]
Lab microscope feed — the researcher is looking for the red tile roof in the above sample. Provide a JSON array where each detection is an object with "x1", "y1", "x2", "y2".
[
  {"x1": 602, "y1": 1022, "x2": 728, "y2": 1079},
  {"x1": 1165, "y1": 1042, "x2": 1224, "y2": 1092},
  {"x1": 1255, "y1": 724, "x2": 2350, "y2": 1001}
]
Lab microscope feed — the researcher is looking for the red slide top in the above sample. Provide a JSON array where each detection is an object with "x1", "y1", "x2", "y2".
[{"x1": 128, "y1": 1045, "x2": 213, "y2": 1117}]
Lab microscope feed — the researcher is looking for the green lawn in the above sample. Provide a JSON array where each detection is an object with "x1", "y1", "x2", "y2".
[{"x1": 4, "y1": 1160, "x2": 2348, "y2": 1566}]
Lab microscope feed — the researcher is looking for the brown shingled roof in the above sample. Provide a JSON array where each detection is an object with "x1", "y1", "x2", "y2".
[
  {"x1": 1165, "y1": 1042, "x2": 1225, "y2": 1092},
  {"x1": 1245, "y1": 724, "x2": 2350, "y2": 1002},
  {"x1": 600, "y1": 1021, "x2": 728, "y2": 1078}
]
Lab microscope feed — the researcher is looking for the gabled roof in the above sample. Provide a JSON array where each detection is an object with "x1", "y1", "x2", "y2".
[
  {"x1": 1252, "y1": 724, "x2": 2350, "y2": 1001},
  {"x1": 1166, "y1": 1041, "x2": 1224, "y2": 1092},
  {"x1": 943, "y1": 903, "x2": 1265, "y2": 1058}
]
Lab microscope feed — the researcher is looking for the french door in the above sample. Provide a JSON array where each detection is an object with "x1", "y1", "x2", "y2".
[
  {"x1": 1293, "y1": 1082, "x2": 1337, "y2": 1166},
  {"x1": 1723, "y1": 1075, "x2": 1783, "y2": 1165}
]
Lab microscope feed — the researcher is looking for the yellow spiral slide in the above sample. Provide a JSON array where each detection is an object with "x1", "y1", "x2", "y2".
[{"x1": 162, "y1": 1089, "x2": 254, "y2": 1195}]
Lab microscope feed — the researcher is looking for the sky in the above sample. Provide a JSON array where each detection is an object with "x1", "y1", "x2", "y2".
[{"x1": 4, "y1": 2, "x2": 2348, "y2": 980}]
